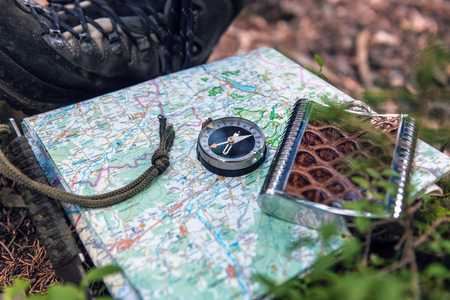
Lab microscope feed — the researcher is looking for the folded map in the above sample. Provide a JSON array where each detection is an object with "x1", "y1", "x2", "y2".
[{"x1": 23, "y1": 48, "x2": 450, "y2": 300}]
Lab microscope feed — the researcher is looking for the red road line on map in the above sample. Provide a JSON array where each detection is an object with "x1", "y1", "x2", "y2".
[
  {"x1": 152, "y1": 79, "x2": 160, "y2": 96},
  {"x1": 136, "y1": 95, "x2": 162, "y2": 112},
  {"x1": 413, "y1": 165, "x2": 438, "y2": 179},
  {"x1": 135, "y1": 80, "x2": 161, "y2": 109},
  {"x1": 175, "y1": 107, "x2": 203, "y2": 132},
  {"x1": 139, "y1": 94, "x2": 203, "y2": 132},
  {"x1": 70, "y1": 152, "x2": 153, "y2": 189},
  {"x1": 127, "y1": 178, "x2": 221, "y2": 244},
  {"x1": 74, "y1": 214, "x2": 82, "y2": 228},
  {"x1": 71, "y1": 105, "x2": 202, "y2": 189},
  {"x1": 131, "y1": 80, "x2": 206, "y2": 133}
]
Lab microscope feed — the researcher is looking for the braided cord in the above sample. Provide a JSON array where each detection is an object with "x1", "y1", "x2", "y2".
[{"x1": 0, "y1": 115, "x2": 175, "y2": 208}]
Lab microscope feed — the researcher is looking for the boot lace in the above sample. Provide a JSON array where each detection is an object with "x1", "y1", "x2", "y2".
[{"x1": 26, "y1": 0, "x2": 197, "y2": 73}]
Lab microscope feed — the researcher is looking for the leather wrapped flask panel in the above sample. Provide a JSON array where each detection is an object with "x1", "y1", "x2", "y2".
[{"x1": 258, "y1": 99, "x2": 418, "y2": 229}]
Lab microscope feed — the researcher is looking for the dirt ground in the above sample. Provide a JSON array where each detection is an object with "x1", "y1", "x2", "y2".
[
  {"x1": 2, "y1": 0, "x2": 450, "y2": 295},
  {"x1": 209, "y1": 0, "x2": 450, "y2": 99}
]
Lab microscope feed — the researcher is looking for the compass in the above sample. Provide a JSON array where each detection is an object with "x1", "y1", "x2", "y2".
[{"x1": 197, "y1": 117, "x2": 267, "y2": 177}]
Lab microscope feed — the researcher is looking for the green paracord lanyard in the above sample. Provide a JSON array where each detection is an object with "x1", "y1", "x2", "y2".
[{"x1": 0, "y1": 115, "x2": 175, "y2": 208}]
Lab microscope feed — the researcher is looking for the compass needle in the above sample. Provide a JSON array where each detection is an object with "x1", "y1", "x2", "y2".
[
  {"x1": 210, "y1": 141, "x2": 228, "y2": 148},
  {"x1": 233, "y1": 135, "x2": 253, "y2": 144},
  {"x1": 223, "y1": 143, "x2": 232, "y2": 155},
  {"x1": 197, "y1": 117, "x2": 267, "y2": 177}
]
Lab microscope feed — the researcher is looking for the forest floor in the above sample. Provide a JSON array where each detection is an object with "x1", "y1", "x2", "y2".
[
  {"x1": 1, "y1": 0, "x2": 450, "y2": 296},
  {"x1": 209, "y1": 0, "x2": 450, "y2": 105}
]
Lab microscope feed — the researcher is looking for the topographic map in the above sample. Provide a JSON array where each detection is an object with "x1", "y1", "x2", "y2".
[{"x1": 23, "y1": 48, "x2": 450, "y2": 300}]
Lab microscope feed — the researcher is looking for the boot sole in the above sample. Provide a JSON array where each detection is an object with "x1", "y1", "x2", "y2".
[{"x1": 0, "y1": 49, "x2": 89, "y2": 115}]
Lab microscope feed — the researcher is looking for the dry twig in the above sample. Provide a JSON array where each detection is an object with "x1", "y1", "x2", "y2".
[
  {"x1": 0, "y1": 240, "x2": 13, "y2": 261},
  {"x1": 356, "y1": 29, "x2": 374, "y2": 90},
  {"x1": 414, "y1": 217, "x2": 450, "y2": 248},
  {"x1": 361, "y1": 225, "x2": 373, "y2": 267}
]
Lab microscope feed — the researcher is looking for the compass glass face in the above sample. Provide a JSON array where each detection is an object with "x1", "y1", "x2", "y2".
[
  {"x1": 198, "y1": 118, "x2": 265, "y2": 161},
  {"x1": 208, "y1": 126, "x2": 255, "y2": 158}
]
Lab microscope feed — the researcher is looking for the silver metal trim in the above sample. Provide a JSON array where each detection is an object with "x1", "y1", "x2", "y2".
[
  {"x1": 8, "y1": 118, "x2": 22, "y2": 137},
  {"x1": 389, "y1": 115, "x2": 417, "y2": 218},
  {"x1": 261, "y1": 99, "x2": 310, "y2": 194},
  {"x1": 258, "y1": 99, "x2": 418, "y2": 227}
]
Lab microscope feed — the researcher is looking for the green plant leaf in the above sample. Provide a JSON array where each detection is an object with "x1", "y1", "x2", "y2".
[
  {"x1": 3, "y1": 278, "x2": 29, "y2": 300},
  {"x1": 365, "y1": 168, "x2": 380, "y2": 179},
  {"x1": 341, "y1": 239, "x2": 362, "y2": 266},
  {"x1": 311, "y1": 255, "x2": 335, "y2": 275},
  {"x1": 355, "y1": 217, "x2": 371, "y2": 233},
  {"x1": 319, "y1": 223, "x2": 339, "y2": 242},
  {"x1": 441, "y1": 240, "x2": 450, "y2": 253},
  {"x1": 315, "y1": 54, "x2": 324, "y2": 67},
  {"x1": 351, "y1": 177, "x2": 370, "y2": 189},
  {"x1": 429, "y1": 243, "x2": 442, "y2": 252},
  {"x1": 362, "y1": 90, "x2": 390, "y2": 110},
  {"x1": 424, "y1": 263, "x2": 448, "y2": 277},
  {"x1": 342, "y1": 200, "x2": 388, "y2": 216},
  {"x1": 83, "y1": 266, "x2": 122, "y2": 284},
  {"x1": 370, "y1": 253, "x2": 385, "y2": 266},
  {"x1": 308, "y1": 269, "x2": 339, "y2": 283},
  {"x1": 47, "y1": 284, "x2": 84, "y2": 300},
  {"x1": 371, "y1": 191, "x2": 386, "y2": 201},
  {"x1": 439, "y1": 138, "x2": 450, "y2": 152},
  {"x1": 381, "y1": 169, "x2": 400, "y2": 177},
  {"x1": 303, "y1": 66, "x2": 316, "y2": 75},
  {"x1": 27, "y1": 294, "x2": 50, "y2": 300},
  {"x1": 376, "y1": 181, "x2": 398, "y2": 194},
  {"x1": 254, "y1": 274, "x2": 303, "y2": 299},
  {"x1": 98, "y1": 285, "x2": 107, "y2": 295}
]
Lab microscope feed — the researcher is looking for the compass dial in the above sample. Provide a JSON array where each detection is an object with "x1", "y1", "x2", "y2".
[{"x1": 197, "y1": 117, "x2": 266, "y2": 177}]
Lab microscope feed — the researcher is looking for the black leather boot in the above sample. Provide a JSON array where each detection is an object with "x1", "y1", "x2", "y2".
[{"x1": 0, "y1": 0, "x2": 248, "y2": 115}]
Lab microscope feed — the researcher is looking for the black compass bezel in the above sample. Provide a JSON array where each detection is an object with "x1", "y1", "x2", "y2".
[
  {"x1": 196, "y1": 117, "x2": 267, "y2": 177},
  {"x1": 197, "y1": 145, "x2": 267, "y2": 177}
]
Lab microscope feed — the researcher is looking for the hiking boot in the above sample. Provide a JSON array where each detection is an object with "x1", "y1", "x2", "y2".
[{"x1": 0, "y1": 0, "x2": 248, "y2": 115}]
